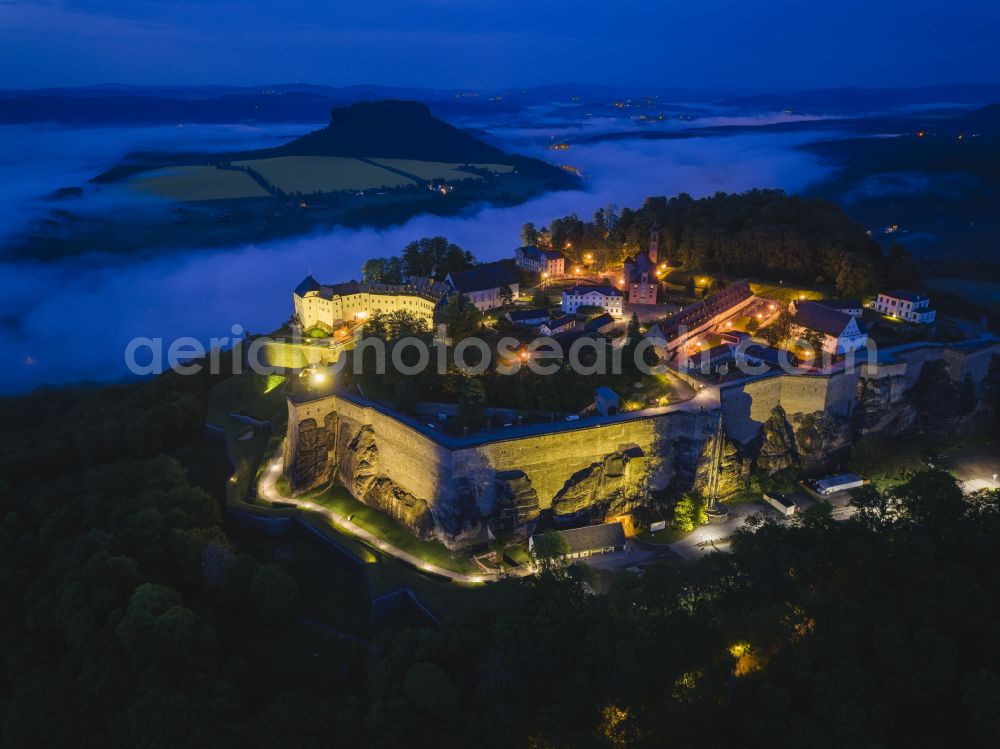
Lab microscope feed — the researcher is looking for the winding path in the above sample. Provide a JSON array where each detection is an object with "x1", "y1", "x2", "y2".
[{"x1": 257, "y1": 456, "x2": 496, "y2": 584}]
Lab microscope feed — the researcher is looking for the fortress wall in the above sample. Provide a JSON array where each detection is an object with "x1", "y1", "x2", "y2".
[
  {"x1": 452, "y1": 410, "x2": 708, "y2": 514},
  {"x1": 286, "y1": 393, "x2": 712, "y2": 526},
  {"x1": 287, "y1": 394, "x2": 453, "y2": 502},
  {"x1": 721, "y1": 369, "x2": 858, "y2": 445},
  {"x1": 282, "y1": 340, "x2": 997, "y2": 544},
  {"x1": 944, "y1": 341, "x2": 1000, "y2": 382}
]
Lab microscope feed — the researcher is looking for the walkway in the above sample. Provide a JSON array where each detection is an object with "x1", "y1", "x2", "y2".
[{"x1": 257, "y1": 456, "x2": 496, "y2": 584}]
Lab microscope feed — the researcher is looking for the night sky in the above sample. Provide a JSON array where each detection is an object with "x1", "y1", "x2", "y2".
[{"x1": 2, "y1": 0, "x2": 999, "y2": 91}]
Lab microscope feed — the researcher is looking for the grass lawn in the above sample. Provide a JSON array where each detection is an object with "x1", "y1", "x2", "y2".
[
  {"x1": 309, "y1": 485, "x2": 480, "y2": 575},
  {"x1": 662, "y1": 269, "x2": 710, "y2": 286},
  {"x1": 504, "y1": 543, "x2": 534, "y2": 567},
  {"x1": 628, "y1": 373, "x2": 674, "y2": 406},
  {"x1": 639, "y1": 526, "x2": 688, "y2": 545},
  {"x1": 750, "y1": 281, "x2": 829, "y2": 304},
  {"x1": 259, "y1": 339, "x2": 343, "y2": 369},
  {"x1": 134, "y1": 165, "x2": 271, "y2": 201},
  {"x1": 235, "y1": 156, "x2": 415, "y2": 193}
]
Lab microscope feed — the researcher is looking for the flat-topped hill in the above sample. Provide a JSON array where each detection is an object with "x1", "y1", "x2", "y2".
[{"x1": 105, "y1": 99, "x2": 574, "y2": 189}]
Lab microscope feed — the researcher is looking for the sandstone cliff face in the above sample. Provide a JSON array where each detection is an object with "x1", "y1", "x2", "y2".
[
  {"x1": 492, "y1": 470, "x2": 541, "y2": 532},
  {"x1": 789, "y1": 410, "x2": 852, "y2": 470},
  {"x1": 288, "y1": 413, "x2": 338, "y2": 492},
  {"x1": 756, "y1": 406, "x2": 798, "y2": 474},
  {"x1": 856, "y1": 373, "x2": 917, "y2": 435},
  {"x1": 344, "y1": 426, "x2": 435, "y2": 537},
  {"x1": 550, "y1": 447, "x2": 646, "y2": 519},
  {"x1": 341, "y1": 425, "x2": 482, "y2": 545},
  {"x1": 693, "y1": 427, "x2": 749, "y2": 500},
  {"x1": 856, "y1": 354, "x2": 1000, "y2": 439}
]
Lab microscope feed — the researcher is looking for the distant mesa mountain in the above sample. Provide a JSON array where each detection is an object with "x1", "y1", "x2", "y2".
[
  {"x1": 234, "y1": 100, "x2": 514, "y2": 163},
  {"x1": 102, "y1": 99, "x2": 575, "y2": 186}
]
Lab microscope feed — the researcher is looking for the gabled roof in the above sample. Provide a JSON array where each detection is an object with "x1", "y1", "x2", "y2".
[
  {"x1": 407, "y1": 276, "x2": 453, "y2": 300},
  {"x1": 791, "y1": 300, "x2": 854, "y2": 337},
  {"x1": 685, "y1": 342, "x2": 735, "y2": 368},
  {"x1": 320, "y1": 280, "x2": 363, "y2": 298},
  {"x1": 817, "y1": 298, "x2": 862, "y2": 311},
  {"x1": 507, "y1": 308, "x2": 550, "y2": 322},
  {"x1": 538, "y1": 522, "x2": 626, "y2": 554},
  {"x1": 446, "y1": 261, "x2": 519, "y2": 293},
  {"x1": 543, "y1": 314, "x2": 575, "y2": 330},
  {"x1": 652, "y1": 281, "x2": 752, "y2": 341},
  {"x1": 882, "y1": 289, "x2": 929, "y2": 303},
  {"x1": 741, "y1": 343, "x2": 797, "y2": 367},
  {"x1": 294, "y1": 275, "x2": 322, "y2": 297},
  {"x1": 296, "y1": 275, "x2": 449, "y2": 303},
  {"x1": 586, "y1": 313, "x2": 615, "y2": 330},
  {"x1": 563, "y1": 284, "x2": 623, "y2": 298}
]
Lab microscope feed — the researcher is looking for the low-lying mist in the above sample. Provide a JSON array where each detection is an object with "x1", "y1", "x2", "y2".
[{"x1": 0, "y1": 122, "x2": 831, "y2": 394}]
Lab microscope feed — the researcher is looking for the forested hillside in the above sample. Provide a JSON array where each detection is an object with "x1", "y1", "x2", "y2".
[
  {"x1": 527, "y1": 190, "x2": 920, "y2": 297},
  {"x1": 3, "y1": 368, "x2": 1000, "y2": 747}
]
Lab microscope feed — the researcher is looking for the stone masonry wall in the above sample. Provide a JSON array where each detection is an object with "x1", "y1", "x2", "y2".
[{"x1": 284, "y1": 393, "x2": 715, "y2": 548}]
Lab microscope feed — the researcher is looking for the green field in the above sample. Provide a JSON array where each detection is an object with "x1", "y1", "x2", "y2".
[
  {"x1": 132, "y1": 157, "x2": 519, "y2": 202},
  {"x1": 234, "y1": 156, "x2": 415, "y2": 193},
  {"x1": 135, "y1": 165, "x2": 271, "y2": 201},
  {"x1": 370, "y1": 158, "x2": 513, "y2": 181}
]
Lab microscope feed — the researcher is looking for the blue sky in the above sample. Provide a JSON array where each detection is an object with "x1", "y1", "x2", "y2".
[{"x1": 1, "y1": 0, "x2": 999, "y2": 90}]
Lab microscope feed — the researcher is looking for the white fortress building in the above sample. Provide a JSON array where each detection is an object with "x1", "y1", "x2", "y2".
[
  {"x1": 560, "y1": 284, "x2": 624, "y2": 317},
  {"x1": 873, "y1": 290, "x2": 936, "y2": 323},
  {"x1": 293, "y1": 275, "x2": 451, "y2": 331}
]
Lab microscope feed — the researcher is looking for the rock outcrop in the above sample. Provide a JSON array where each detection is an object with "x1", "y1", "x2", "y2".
[
  {"x1": 289, "y1": 413, "x2": 337, "y2": 491},
  {"x1": 693, "y1": 427, "x2": 749, "y2": 500},
  {"x1": 789, "y1": 410, "x2": 852, "y2": 470},
  {"x1": 755, "y1": 406, "x2": 798, "y2": 474},
  {"x1": 856, "y1": 373, "x2": 917, "y2": 435},
  {"x1": 342, "y1": 426, "x2": 439, "y2": 539},
  {"x1": 492, "y1": 470, "x2": 541, "y2": 532},
  {"x1": 550, "y1": 447, "x2": 646, "y2": 518}
]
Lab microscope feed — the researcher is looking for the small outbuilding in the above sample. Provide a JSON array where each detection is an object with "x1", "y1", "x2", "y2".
[
  {"x1": 529, "y1": 522, "x2": 628, "y2": 560},
  {"x1": 594, "y1": 386, "x2": 621, "y2": 416},
  {"x1": 763, "y1": 493, "x2": 798, "y2": 517},
  {"x1": 507, "y1": 308, "x2": 550, "y2": 327},
  {"x1": 813, "y1": 473, "x2": 865, "y2": 496},
  {"x1": 585, "y1": 312, "x2": 616, "y2": 334}
]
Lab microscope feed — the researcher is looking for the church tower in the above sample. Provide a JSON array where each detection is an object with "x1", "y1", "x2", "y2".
[{"x1": 648, "y1": 224, "x2": 659, "y2": 265}]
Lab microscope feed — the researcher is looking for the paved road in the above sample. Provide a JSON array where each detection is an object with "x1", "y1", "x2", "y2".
[{"x1": 257, "y1": 456, "x2": 496, "y2": 584}]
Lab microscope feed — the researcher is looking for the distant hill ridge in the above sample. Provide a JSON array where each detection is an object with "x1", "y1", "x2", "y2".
[
  {"x1": 109, "y1": 99, "x2": 573, "y2": 186},
  {"x1": 255, "y1": 100, "x2": 510, "y2": 162}
]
